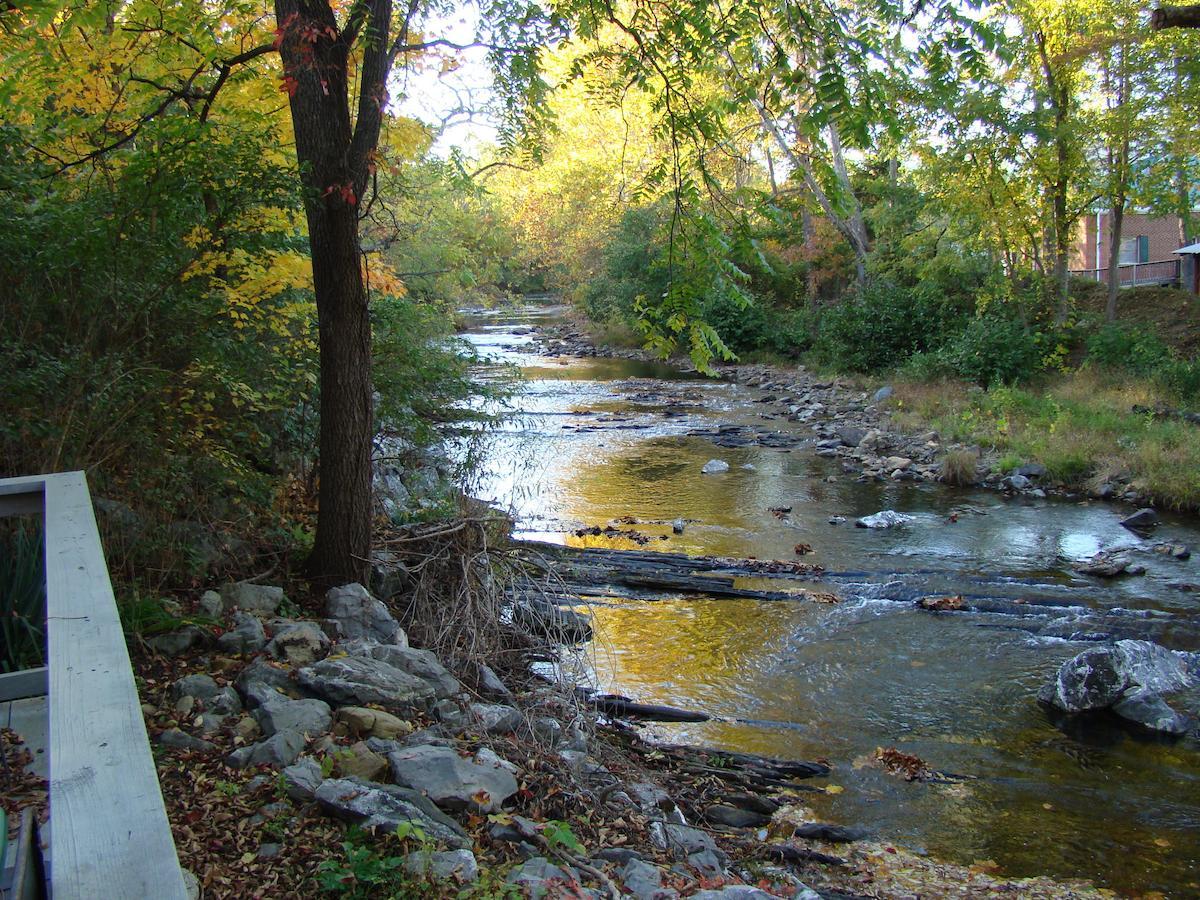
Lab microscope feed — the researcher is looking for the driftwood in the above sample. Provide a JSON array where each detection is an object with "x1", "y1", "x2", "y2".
[{"x1": 514, "y1": 541, "x2": 825, "y2": 605}]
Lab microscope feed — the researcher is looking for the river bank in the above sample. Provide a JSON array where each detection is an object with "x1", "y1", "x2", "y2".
[{"x1": 530, "y1": 315, "x2": 1200, "y2": 515}]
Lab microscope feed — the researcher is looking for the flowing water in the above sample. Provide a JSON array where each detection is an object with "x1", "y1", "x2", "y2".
[{"x1": 462, "y1": 304, "x2": 1200, "y2": 896}]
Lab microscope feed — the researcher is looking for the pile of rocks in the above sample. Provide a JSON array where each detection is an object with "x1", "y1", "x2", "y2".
[{"x1": 149, "y1": 581, "x2": 816, "y2": 898}]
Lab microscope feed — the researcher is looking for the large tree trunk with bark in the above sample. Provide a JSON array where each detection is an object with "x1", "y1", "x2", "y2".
[
  {"x1": 275, "y1": 0, "x2": 391, "y2": 584},
  {"x1": 307, "y1": 205, "x2": 374, "y2": 583}
]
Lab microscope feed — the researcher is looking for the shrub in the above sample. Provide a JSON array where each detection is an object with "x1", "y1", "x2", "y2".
[
  {"x1": 1085, "y1": 324, "x2": 1171, "y2": 376},
  {"x1": 1155, "y1": 357, "x2": 1200, "y2": 402},
  {"x1": 939, "y1": 449, "x2": 979, "y2": 486},
  {"x1": 815, "y1": 280, "x2": 957, "y2": 373},
  {"x1": 935, "y1": 316, "x2": 1044, "y2": 386}
]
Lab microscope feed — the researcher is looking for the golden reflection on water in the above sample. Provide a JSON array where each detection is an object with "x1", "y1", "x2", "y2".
[{"x1": 470, "y1": 326, "x2": 1200, "y2": 895}]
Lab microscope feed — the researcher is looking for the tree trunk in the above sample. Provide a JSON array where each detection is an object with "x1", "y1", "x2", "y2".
[
  {"x1": 1106, "y1": 202, "x2": 1125, "y2": 321},
  {"x1": 307, "y1": 204, "x2": 373, "y2": 584},
  {"x1": 276, "y1": 0, "x2": 385, "y2": 584}
]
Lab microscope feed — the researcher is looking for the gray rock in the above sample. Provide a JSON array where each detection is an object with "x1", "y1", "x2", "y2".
[
  {"x1": 227, "y1": 729, "x2": 306, "y2": 769},
  {"x1": 220, "y1": 582, "x2": 285, "y2": 618},
  {"x1": 705, "y1": 804, "x2": 771, "y2": 828},
  {"x1": 314, "y1": 777, "x2": 469, "y2": 848},
  {"x1": 505, "y1": 858, "x2": 581, "y2": 898},
  {"x1": 324, "y1": 583, "x2": 407, "y2": 644},
  {"x1": 854, "y1": 510, "x2": 915, "y2": 529},
  {"x1": 1120, "y1": 507, "x2": 1160, "y2": 531},
  {"x1": 365, "y1": 645, "x2": 461, "y2": 698},
  {"x1": 672, "y1": 517, "x2": 686, "y2": 535},
  {"x1": 296, "y1": 655, "x2": 437, "y2": 711},
  {"x1": 621, "y1": 858, "x2": 677, "y2": 900},
  {"x1": 182, "y1": 868, "x2": 201, "y2": 900},
  {"x1": 257, "y1": 843, "x2": 283, "y2": 860},
  {"x1": 837, "y1": 426, "x2": 866, "y2": 447},
  {"x1": 217, "y1": 611, "x2": 267, "y2": 654},
  {"x1": 433, "y1": 698, "x2": 466, "y2": 727},
  {"x1": 402, "y1": 849, "x2": 479, "y2": 884},
  {"x1": 208, "y1": 685, "x2": 244, "y2": 716},
  {"x1": 156, "y1": 728, "x2": 216, "y2": 753},
  {"x1": 512, "y1": 599, "x2": 593, "y2": 644},
  {"x1": 873, "y1": 385, "x2": 894, "y2": 403},
  {"x1": 198, "y1": 590, "x2": 223, "y2": 618},
  {"x1": 593, "y1": 848, "x2": 643, "y2": 865},
  {"x1": 471, "y1": 702, "x2": 522, "y2": 734},
  {"x1": 388, "y1": 743, "x2": 518, "y2": 813},
  {"x1": 1073, "y1": 554, "x2": 1133, "y2": 578},
  {"x1": 253, "y1": 697, "x2": 332, "y2": 737},
  {"x1": 1003, "y1": 474, "x2": 1031, "y2": 491},
  {"x1": 172, "y1": 674, "x2": 220, "y2": 702},
  {"x1": 1111, "y1": 693, "x2": 1191, "y2": 735},
  {"x1": 1016, "y1": 463, "x2": 1047, "y2": 478},
  {"x1": 700, "y1": 459, "x2": 730, "y2": 475},
  {"x1": 148, "y1": 626, "x2": 209, "y2": 657},
  {"x1": 1040, "y1": 639, "x2": 1195, "y2": 733},
  {"x1": 236, "y1": 659, "x2": 296, "y2": 701},
  {"x1": 531, "y1": 716, "x2": 563, "y2": 747},
  {"x1": 858, "y1": 428, "x2": 892, "y2": 451},
  {"x1": 266, "y1": 621, "x2": 330, "y2": 666},
  {"x1": 472, "y1": 662, "x2": 513, "y2": 700},
  {"x1": 280, "y1": 756, "x2": 325, "y2": 802}
]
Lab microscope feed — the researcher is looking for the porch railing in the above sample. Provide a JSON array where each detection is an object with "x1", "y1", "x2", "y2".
[
  {"x1": 1070, "y1": 258, "x2": 1181, "y2": 287},
  {"x1": 0, "y1": 472, "x2": 187, "y2": 900}
]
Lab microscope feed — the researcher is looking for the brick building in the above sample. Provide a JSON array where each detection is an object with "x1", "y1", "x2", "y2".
[{"x1": 1070, "y1": 211, "x2": 1188, "y2": 288}]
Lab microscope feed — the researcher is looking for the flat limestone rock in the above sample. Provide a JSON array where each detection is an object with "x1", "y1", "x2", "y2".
[
  {"x1": 364, "y1": 645, "x2": 461, "y2": 698},
  {"x1": 253, "y1": 697, "x2": 332, "y2": 737},
  {"x1": 388, "y1": 743, "x2": 518, "y2": 813},
  {"x1": 296, "y1": 656, "x2": 437, "y2": 711},
  {"x1": 314, "y1": 777, "x2": 468, "y2": 848}
]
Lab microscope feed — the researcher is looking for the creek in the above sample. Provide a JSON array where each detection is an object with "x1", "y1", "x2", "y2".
[{"x1": 462, "y1": 303, "x2": 1200, "y2": 896}]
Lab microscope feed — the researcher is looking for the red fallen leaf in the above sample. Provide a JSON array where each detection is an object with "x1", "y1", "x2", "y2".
[{"x1": 886, "y1": 846, "x2": 897, "y2": 854}]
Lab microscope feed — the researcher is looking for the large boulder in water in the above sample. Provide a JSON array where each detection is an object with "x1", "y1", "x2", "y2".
[{"x1": 1038, "y1": 640, "x2": 1195, "y2": 735}]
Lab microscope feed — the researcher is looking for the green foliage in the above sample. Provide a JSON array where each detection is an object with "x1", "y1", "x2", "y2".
[
  {"x1": 934, "y1": 315, "x2": 1045, "y2": 386},
  {"x1": 815, "y1": 281, "x2": 956, "y2": 372},
  {"x1": 0, "y1": 524, "x2": 45, "y2": 672},
  {"x1": 315, "y1": 825, "x2": 519, "y2": 899},
  {"x1": 1085, "y1": 324, "x2": 1171, "y2": 376},
  {"x1": 1155, "y1": 357, "x2": 1200, "y2": 402},
  {"x1": 541, "y1": 819, "x2": 584, "y2": 855}
]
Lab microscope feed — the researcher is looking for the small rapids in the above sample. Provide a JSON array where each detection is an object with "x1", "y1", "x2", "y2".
[{"x1": 463, "y1": 305, "x2": 1200, "y2": 896}]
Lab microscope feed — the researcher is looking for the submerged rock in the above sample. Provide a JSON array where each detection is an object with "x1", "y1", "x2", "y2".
[
  {"x1": 701, "y1": 459, "x2": 731, "y2": 475},
  {"x1": 855, "y1": 510, "x2": 915, "y2": 529},
  {"x1": 1120, "y1": 508, "x2": 1160, "y2": 531},
  {"x1": 1039, "y1": 639, "x2": 1195, "y2": 734}
]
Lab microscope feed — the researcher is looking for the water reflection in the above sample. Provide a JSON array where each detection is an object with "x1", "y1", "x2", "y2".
[{"x1": 462, "y1": 307, "x2": 1200, "y2": 895}]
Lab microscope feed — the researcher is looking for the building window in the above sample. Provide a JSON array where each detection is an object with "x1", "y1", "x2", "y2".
[{"x1": 1119, "y1": 235, "x2": 1149, "y2": 265}]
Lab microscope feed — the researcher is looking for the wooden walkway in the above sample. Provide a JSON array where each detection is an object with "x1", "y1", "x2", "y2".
[{"x1": 1, "y1": 473, "x2": 187, "y2": 900}]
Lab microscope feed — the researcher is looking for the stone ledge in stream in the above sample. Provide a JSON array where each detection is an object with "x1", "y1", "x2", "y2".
[{"x1": 1039, "y1": 639, "x2": 1198, "y2": 735}]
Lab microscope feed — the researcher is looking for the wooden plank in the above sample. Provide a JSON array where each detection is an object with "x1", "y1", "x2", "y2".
[
  {"x1": 42, "y1": 472, "x2": 187, "y2": 900},
  {"x1": 0, "y1": 668, "x2": 48, "y2": 703}
]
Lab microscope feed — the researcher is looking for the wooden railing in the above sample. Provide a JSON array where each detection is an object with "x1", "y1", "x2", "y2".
[
  {"x1": 0, "y1": 473, "x2": 187, "y2": 900},
  {"x1": 1070, "y1": 258, "x2": 1181, "y2": 287}
]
